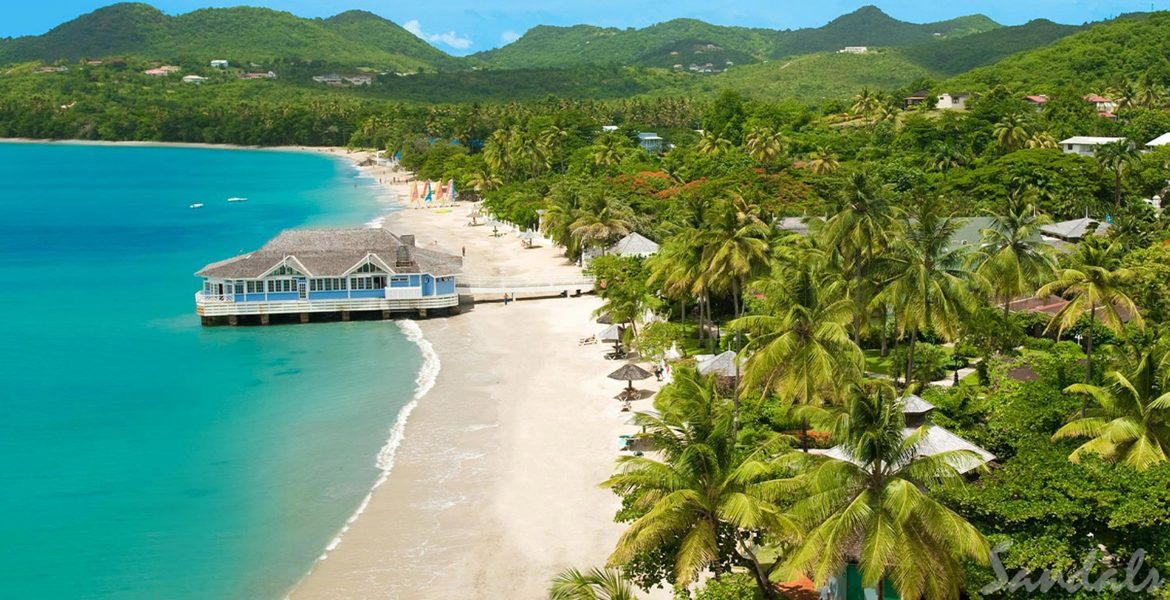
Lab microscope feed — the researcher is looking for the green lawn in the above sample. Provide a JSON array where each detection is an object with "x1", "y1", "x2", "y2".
[{"x1": 864, "y1": 349, "x2": 896, "y2": 375}]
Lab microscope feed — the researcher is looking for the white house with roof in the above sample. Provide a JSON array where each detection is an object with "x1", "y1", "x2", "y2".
[
  {"x1": 936, "y1": 92, "x2": 972, "y2": 110},
  {"x1": 210, "y1": 60, "x2": 229, "y2": 68},
  {"x1": 838, "y1": 46, "x2": 868, "y2": 54},
  {"x1": 1059, "y1": 136, "x2": 1125, "y2": 157},
  {"x1": 195, "y1": 228, "x2": 462, "y2": 325},
  {"x1": 181, "y1": 75, "x2": 207, "y2": 84},
  {"x1": 1040, "y1": 217, "x2": 1110, "y2": 242},
  {"x1": 1147, "y1": 132, "x2": 1170, "y2": 148}
]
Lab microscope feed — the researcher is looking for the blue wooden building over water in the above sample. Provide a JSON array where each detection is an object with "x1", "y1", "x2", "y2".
[{"x1": 195, "y1": 228, "x2": 462, "y2": 325}]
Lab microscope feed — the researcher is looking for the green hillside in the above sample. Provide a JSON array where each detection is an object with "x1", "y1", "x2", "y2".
[
  {"x1": 945, "y1": 11, "x2": 1168, "y2": 91},
  {"x1": 672, "y1": 49, "x2": 936, "y2": 101},
  {"x1": 901, "y1": 18, "x2": 1082, "y2": 76},
  {"x1": 476, "y1": 6, "x2": 1000, "y2": 69},
  {"x1": 0, "y1": 2, "x2": 454, "y2": 71}
]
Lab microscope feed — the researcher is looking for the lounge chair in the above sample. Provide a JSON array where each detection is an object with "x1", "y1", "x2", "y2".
[{"x1": 578, "y1": 335, "x2": 598, "y2": 346}]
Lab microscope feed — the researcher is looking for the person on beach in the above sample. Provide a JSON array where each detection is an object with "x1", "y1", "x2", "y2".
[{"x1": 461, "y1": 246, "x2": 466, "y2": 257}]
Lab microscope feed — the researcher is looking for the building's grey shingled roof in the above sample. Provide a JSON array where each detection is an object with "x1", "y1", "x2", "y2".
[
  {"x1": 196, "y1": 228, "x2": 462, "y2": 278},
  {"x1": 609, "y1": 232, "x2": 660, "y2": 256},
  {"x1": 822, "y1": 425, "x2": 995, "y2": 474},
  {"x1": 695, "y1": 351, "x2": 745, "y2": 378},
  {"x1": 1041, "y1": 217, "x2": 1110, "y2": 241},
  {"x1": 902, "y1": 394, "x2": 936, "y2": 415}
]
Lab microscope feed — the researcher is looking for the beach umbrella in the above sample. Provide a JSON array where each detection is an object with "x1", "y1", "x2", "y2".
[
  {"x1": 518, "y1": 230, "x2": 539, "y2": 247},
  {"x1": 598, "y1": 323, "x2": 624, "y2": 343},
  {"x1": 596, "y1": 312, "x2": 613, "y2": 325},
  {"x1": 608, "y1": 363, "x2": 653, "y2": 391}
]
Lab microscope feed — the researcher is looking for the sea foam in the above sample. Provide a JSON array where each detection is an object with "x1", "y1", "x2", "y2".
[{"x1": 317, "y1": 319, "x2": 440, "y2": 560}]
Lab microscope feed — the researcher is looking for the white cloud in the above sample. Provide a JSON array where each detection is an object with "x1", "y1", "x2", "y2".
[
  {"x1": 500, "y1": 30, "x2": 521, "y2": 43},
  {"x1": 403, "y1": 19, "x2": 473, "y2": 50}
]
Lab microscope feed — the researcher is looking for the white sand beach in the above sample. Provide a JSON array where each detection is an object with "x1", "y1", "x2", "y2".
[{"x1": 290, "y1": 149, "x2": 660, "y2": 598}]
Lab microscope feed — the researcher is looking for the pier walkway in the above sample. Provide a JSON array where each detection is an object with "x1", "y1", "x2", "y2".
[{"x1": 457, "y1": 275, "x2": 595, "y2": 298}]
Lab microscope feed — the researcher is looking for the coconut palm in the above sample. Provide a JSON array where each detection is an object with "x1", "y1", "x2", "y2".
[
  {"x1": 785, "y1": 381, "x2": 990, "y2": 600},
  {"x1": 1095, "y1": 139, "x2": 1139, "y2": 208},
  {"x1": 702, "y1": 199, "x2": 772, "y2": 324},
  {"x1": 604, "y1": 367, "x2": 799, "y2": 599},
  {"x1": 876, "y1": 203, "x2": 978, "y2": 386},
  {"x1": 647, "y1": 231, "x2": 707, "y2": 345},
  {"x1": 1056, "y1": 351, "x2": 1170, "y2": 471},
  {"x1": 1037, "y1": 238, "x2": 1144, "y2": 394},
  {"x1": 745, "y1": 126, "x2": 785, "y2": 164},
  {"x1": 570, "y1": 200, "x2": 632, "y2": 251},
  {"x1": 591, "y1": 135, "x2": 628, "y2": 167},
  {"x1": 927, "y1": 142, "x2": 967, "y2": 180},
  {"x1": 1024, "y1": 131, "x2": 1058, "y2": 150},
  {"x1": 696, "y1": 131, "x2": 733, "y2": 155},
  {"x1": 993, "y1": 113, "x2": 1031, "y2": 153},
  {"x1": 733, "y1": 247, "x2": 864, "y2": 445},
  {"x1": 851, "y1": 88, "x2": 880, "y2": 121},
  {"x1": 807, "y1": 147, "x2": 840, "y2": 175},
  {"x1": 821, "y1": 171, "x2": 893, "y2": 345},
  {"x1": 975, "y1": 197, "x2": 1056, "y2": 318},
  {"x1": 549, "y1": 567, "x2": 636, "y2": 600}
]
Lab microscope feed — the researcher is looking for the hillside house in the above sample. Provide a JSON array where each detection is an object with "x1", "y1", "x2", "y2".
[
  {"x1": 936, "y1": 92, "x2": 972, "y2": 110},
  {"x1": 241, "y1": 71, "x2": 277, "y2": 80},
  {"x1": 1085, "y1": 94, "x2": 1118, "y2": 117},
  {"x1": 343, "y1": 75, "x2": 374, "y2": 86},
  {"x1": 1059, "y1": 136, "x2": 1125, "y2": 157},
  {"x1": 181, "y1": 75, "x2": 207, "y2": 84},
  {"x1": 1024, "y1": 95, "x2": 1049, "y2": 110},
  {"x1": 838, "y1": 46, "x2": 869, "y2": 54},
  {"x1": 904, "y1": 90, "x2": 929, "y2": 108},
  {"x1": 144, "y1": 65, "x2": 180, "y2": 76},
  {"x1": 637, "y1": 132, "x2": 664, "y2": 153},
  {"x1": 210, "y1": 60, "x2": 229, "y2": 69},
  {"x1": 312, "y1": 74, "x2": 343, "y2": 85}
]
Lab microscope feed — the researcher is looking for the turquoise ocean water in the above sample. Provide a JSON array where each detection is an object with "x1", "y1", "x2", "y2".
[{"x1": 0, "y1": 142, "x2": 421, "y2": 598}]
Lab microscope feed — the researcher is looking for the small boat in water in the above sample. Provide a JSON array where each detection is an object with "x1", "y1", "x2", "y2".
[
  {"x1": 189, "y1": 203, "x2": 204, "y2": 209},
  {"x1": 227, "y1": 197, "x2": 248, "y2": 203}
]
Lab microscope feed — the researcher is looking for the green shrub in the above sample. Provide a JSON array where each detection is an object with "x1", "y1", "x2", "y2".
[{"x1": 694, "y1": 573, "x2": 764, "y2": 600}]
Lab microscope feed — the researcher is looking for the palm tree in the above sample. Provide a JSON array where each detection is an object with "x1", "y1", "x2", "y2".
[
  {"x1": 1037, "y1": 238, "x2": 1144, "y2": 395},
  {"x1": 806, "y1": 147, "x2": 839, "y2": 175},
  {"x1": 733, "y1": 249, "x2": 864, "y2": 446},
  {"x1": 993, "y1": 113, "x2": 1030, "y2": 153},
  {"x1": 876, "y1": 203, "x2": 977, "y2": 386},
  {"x1": 591, "y1": 135, "x2": 628, "y2": 167},
  {"x1": 975, "y1": 197, "x2": 1056, "y2": 318},
  {"x1": 821, "y1": 171, "x2": 893, "y2": 345},
  {"x1": 785, "y1": 382, "x2": 990, "y2": 600},
  {"x1": 1024, "y1": 131, "x2": 1058, "y2": 150},
  {"x1": 549, "y1": 567, "x2": 637, "y2": 600},
  {"x1": 696, "y1": 131, "x2": 733, "y2": 155},
  {"x1": 851, "y1": 88, "x2": 879, "y2": 121},
  {"x1": 604, "y1": 367, "x2": 799, "y2": 599},
  {"x1": 647, "y1": 232, "x2": 706, "y2": 346},
  {"x1": 1056, "y1": 351, "x2": 1170, "y2": 470},
  {"x1": 745, "y1": 126, "x2": 784, "y2": 164},
  {"x1": 466, "y1": 164, "x2": 501, "y2": 193},
  {"x1": 1095, "y1": 139, "x2": 1139, "y2": 208},
  {"x1": 570, "y1": 200, "x2": 632, "y2": 252},
  {"x1": 927, "y1": 142, "x2": 967, "y2": 180}
]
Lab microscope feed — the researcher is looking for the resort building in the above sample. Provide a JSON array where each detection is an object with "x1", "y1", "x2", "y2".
[
  {"x1": 1040, "y1": 216, "x2": 1110, "y2": 242},
  {"x1": 1147, "y1": 132, "x2": 1170, "y2": 147},
  {"x1": 608, "y1": 232, "x2": 660, "y2": 257},
  {"x1": 818, "y1": 394, "x2": 995, "y2": 474},
  {"x1": 637, "y1": 132, "x2": 665, "y2": 153},
  {"x1": 210, "y1": 60, "x2": 229, "y2": 68},
  {"x1": 1059, "y1": 136, "x2": 1125, "y2": 156},
  {"x1": 195, "y1": 228, "x2": 462, "y2": 325}
]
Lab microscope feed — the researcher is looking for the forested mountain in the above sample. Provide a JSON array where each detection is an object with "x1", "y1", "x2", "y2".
[
  {"x1": 899, "y1": 18, "x2": 1081, "y2": 76},
  {"x1": 475, "y1": 6, "x2": 1001, "y2": 69},
  {"x1": 945, "y1": 12, "x2": 1168, "y2": 91},
  {"x1": 0, "y1": 3, "x2": 453, "y2": 71}
]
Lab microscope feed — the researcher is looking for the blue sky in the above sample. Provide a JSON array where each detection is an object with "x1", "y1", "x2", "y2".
[{"x1": 4, "y1": 1, "x2": 1168, "y2": 54}]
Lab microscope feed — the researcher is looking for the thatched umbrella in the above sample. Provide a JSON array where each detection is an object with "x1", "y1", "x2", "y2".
[
  {"x1": 598, "y1": 324, "x2": 624, "y2": 343},
  {"x1": 609, "y1": 363, "x2": 653, "y2": 391},
  {"x1": 596, "y1": 312, "x2": 613, "y2": 325}
]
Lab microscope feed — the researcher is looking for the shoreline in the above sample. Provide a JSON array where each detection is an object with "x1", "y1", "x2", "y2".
[{"x1": 288, "y1": 150, "x2": 654, "y2": 597}]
